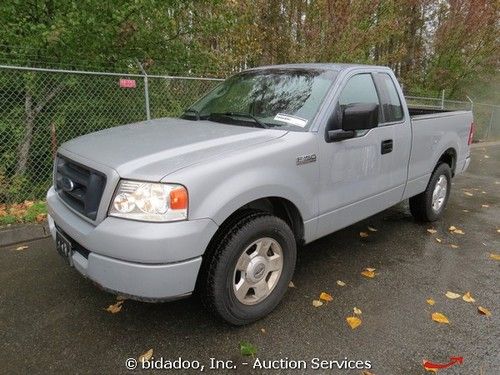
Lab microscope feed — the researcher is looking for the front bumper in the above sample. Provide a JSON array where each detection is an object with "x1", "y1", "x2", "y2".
[{"x1": 47, "y1": 187, "x2": 219, "y2": 300}]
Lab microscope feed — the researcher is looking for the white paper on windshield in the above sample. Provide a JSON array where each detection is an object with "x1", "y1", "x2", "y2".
[{"x1": 274, "y1": 113, "x2": 308, "y2": 128}]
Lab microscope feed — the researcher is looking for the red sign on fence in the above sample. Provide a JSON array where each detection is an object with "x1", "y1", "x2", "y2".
[{"x1": 119, "y1": 79, "x2": 137, "y2": 88}]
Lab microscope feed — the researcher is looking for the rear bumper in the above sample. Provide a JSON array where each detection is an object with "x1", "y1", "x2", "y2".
[
  {"x1": 47, "y1": 187, "x2": 218, "y2": 300},
  {"x1": 461, "y1": 156, "x2": 471, "y2": 173}
]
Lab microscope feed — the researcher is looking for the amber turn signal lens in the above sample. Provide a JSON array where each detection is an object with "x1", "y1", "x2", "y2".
[{"x1": 169, "y1": 187, "x2": 188, "y2": 210}]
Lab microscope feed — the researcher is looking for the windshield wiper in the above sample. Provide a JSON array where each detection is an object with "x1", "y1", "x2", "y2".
[
  {"x1": 181, "y1": 108, "x2": 200, "y2": 120},
  {"x1": 208, "y1": 112, "x2": 269, "y2": 129}
]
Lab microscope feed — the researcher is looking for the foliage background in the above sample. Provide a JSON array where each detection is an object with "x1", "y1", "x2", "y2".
[{"x1": 0, "y1": 0, "x2": 498, "y2": 204}]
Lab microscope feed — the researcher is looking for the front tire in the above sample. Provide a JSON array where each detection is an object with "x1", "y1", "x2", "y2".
[
  {"x1": 201, "y1": 212, "x2": 296, "y2": 325},
  {"x1": 409, "y1": 163, "x2": 452, "y2": 222}
]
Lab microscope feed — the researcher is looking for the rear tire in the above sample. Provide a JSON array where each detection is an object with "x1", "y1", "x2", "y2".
[
  {"x1": 201, "y1": 212, "x2": 296, "y2": 325},
  {"x1": 409, "y1": 163, "x2": 452, "y2": 222}
]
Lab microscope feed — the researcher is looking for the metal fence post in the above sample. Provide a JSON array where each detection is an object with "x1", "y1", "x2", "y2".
[
  {"x1": 137, "y1": 61, "x2": 151, "y2": 120},
  {"x1": 441, "y1": 90, "x2": 445, "y2": 109}
]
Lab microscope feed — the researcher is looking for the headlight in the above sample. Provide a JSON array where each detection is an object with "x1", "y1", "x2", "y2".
[{"x1": 109, "y1": 180, "x2": 188, "y2": 222}]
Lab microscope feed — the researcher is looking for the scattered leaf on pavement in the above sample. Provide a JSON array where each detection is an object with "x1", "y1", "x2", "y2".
[
  {"x1": 353, "y1": 307, "x2": 362, "y2": 315},
  {"x1": 462, "y1": 292, "x2": 475, "y2": 303},
  {"x1": 336, "y1": 280, "x2": 346, "y2": 287},
  {"x1": 288, "y1": 281, "x2": 296, "y2": 288},
  {"x1": 319, "y1": 292, "x2": 333, "y2": 302},
  {"x1": 435, "y1": 238, "x2": 442, "y2": 243},
  {"x1": 481, "y1": 204, "x2": 489, "y2": 208},
  {"x1": 138, "y1": 348, "x2": 153, "y2": 363},
  {"x1": 464, "y1": 192, "x2": 473, "y2": 197},
  {"x1": 359, "y1": 231, "x2": 369, "y2": 238},
  {"x1": 452, "y1": 229, "x2": 465, "y2": 235},
  {"x1": 450, "y1": 244, "x2": 459, "y2": 249},
  {"x1": 427, "y1": 228, "x2": 437, "y2": 234},
  {"x1": 426, "y1": 298, "x2": 435, "y2": 306},
  {"x1": 240, "y1": 341, "x2": 257, "y2": 357},
  {"x1": 260, "y1": 328, "x2": 266, "y2": 334},
  {"x1": 105, "y1": 300, "x2": 124, "y2": 314},
  {"x1": 445, "y1": 291, "x2": 461, "y2": 299},
  {"x1": 361, "y1": 268, "x2": 376, "y2": 278},
  {"x1": 431, "y1": 312, "x2": 450, "y2": 324},
  {"x1": 346, "y1": 316, "x2": 362, "y2": 329},
  {"x1": 448, "y1": 226, "x2": 457, "y2": 231},
  {"x1": 312, "y1": 300, "x2": 323, "y2": 308},
  {"x1": 15, "y1": 245, "x2": 29, "y2": 251},
  {"x1": 478, "y1": 306, "x2": 492, "y2": 316},
  {"x1": 489, "y1": 253, "x2": 500, "y2": 261},
  {"x1": 462, "y1": 209, "x2": 469, "y2": 213},
  {"x1": 367, "y1": 226, "x2": 378, "y2": 232}
]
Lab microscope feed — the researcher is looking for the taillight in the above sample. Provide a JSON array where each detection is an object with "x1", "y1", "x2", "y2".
[{"x1": 467, "y1": 122, "x2": 475, "y2": 145}]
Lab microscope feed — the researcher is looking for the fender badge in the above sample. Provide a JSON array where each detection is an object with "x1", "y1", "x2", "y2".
[{"x1": 296, "y1": 154, "x2": 317, "y2": 165}]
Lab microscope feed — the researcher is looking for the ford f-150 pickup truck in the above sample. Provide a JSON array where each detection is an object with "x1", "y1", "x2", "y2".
[{"x1": 47, "y1": 63, "x2": 474, "y2": 325}]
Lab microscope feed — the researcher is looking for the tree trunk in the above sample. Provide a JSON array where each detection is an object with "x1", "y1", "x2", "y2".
[{"x1": 15, "y1": 90, "x2": 35, "y2": 175}]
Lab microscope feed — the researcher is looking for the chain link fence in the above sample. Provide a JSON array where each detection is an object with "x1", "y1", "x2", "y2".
[
  {"x1": 0, "y1": 65, "x2": 222, "y2": 203},
  {"x1": 0, "y1": 64, "x2": 498, "y2": 204}
]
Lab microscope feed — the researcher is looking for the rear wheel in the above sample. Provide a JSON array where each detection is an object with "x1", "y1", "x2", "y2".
[
  {"x1": 201, "y1": 212, "x2": 296, "y2": 325},
  {"x1": 410, "y1": 163, "x2": 452, "y2": 222}
]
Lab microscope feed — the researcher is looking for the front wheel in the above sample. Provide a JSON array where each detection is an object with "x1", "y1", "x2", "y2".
[
  {"x1": 201, "y1": 212, "x2": 296, "y2": 325},
  {"x1": 409, "y1": 163, "x2": 452, "y2": 222}
]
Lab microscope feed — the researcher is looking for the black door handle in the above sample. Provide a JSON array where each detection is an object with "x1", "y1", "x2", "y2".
[{"x1": 381, "y1": 139, "x2": 393, "y2": 154}]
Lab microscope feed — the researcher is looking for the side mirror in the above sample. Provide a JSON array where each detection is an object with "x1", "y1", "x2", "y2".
[{"x1": 341, "y1": 103, "x2": 379, "y2": 131}]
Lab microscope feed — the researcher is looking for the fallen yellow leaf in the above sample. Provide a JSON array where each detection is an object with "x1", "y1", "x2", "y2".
[
  {"x1": 288, "y1": 281, "x2": 296, "y2": 288},
  {"x1": 462, "y1": 209, "x2": 469, "y2": 212},
  {"x1": 448, "y1": 226, "x2": 457, "y2": 231},
  {"x1": 15, "y1": 245, "x2": 29, "y2": 251},
  {"x1": 427, "y1": 228, "x2": 437, "y2": 234},
  {"x1": 346, "y1": 316, "x2": 362, "y2": 329},
  {"x1": 490, "y1": 253, "x2": 500, "y2": 261},
  {"x1": 361, "y1": 270, "x2": 376, "y2": 278},
  {"x1": 319, "y1": 292, "x2": 333, "y2": 302},
  {"x1": 367, "y1": 226, "x2": 378, "y2": 232},
  {"x1": 478, "y1": 306, "x2": 492, "y2": 316},
  {"x1": 359, "y1": 231, "x2": 369, "y2": 238},
  {"x1": 260, "y1": 328, "x2": 266, "y2": 334},
  {"x1": 462, "y1": 292, "x2": 475, "y2": 303},
  {"x1": 312, "y1": 300, "x2": 323, "y2": 308},
  {"x1": 431, "y1": 312, "x2": 450, "y2": 324},
  {"x1": 353, "y1": 307, "x2": 362, "y2": 315},
  {"x1": 450, "y1": 244, "x2": 459, "y2": 249},
  {"x1": 481, "y1": 204, "x2": 489, "y2": 208},
  {"x1": 445, "y1": 291, "x2": 461, "y2": 299},
  {"x1": 484, "y1": 155, "x2": 490, "y2": 159},
  {"x1": 426, "y1": 298, "x2": 435, "y2": 306},
  {"x1": 452, "y1": 229, "x2": 465, "y2": 235},
  {"x1": 336, "y1": 280, "x2": 346, "y2": 287},
  {"x1": 435, "y1": 238, "x2": 442, "y2": 243},
  {"x1": 365, "y1": 267, "x2": 376, "y2": 272},
  {"x1": 138, "y1": 348, "x2": 153, "y2": 363},
  {"x1": 464, "y1": 192, "x2": 473, "y2": 197},
  {"x1": 105, "y1": 300, "x2": 124, "y2": 314}
]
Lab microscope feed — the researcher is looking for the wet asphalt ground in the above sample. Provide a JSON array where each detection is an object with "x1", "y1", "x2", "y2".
[{"x1": 1, "y1": 144, "x2": 499, "y2": 375}]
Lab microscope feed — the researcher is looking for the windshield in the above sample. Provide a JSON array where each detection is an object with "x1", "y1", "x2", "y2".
[{"x1": 182, "y1": 68, "x2": 337, "y2": 131}]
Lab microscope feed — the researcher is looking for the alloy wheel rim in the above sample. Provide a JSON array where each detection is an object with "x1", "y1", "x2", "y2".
[
  {"x1": 232, "y1": 237, "x2": 283, "y2": 305},
  {"x1": 432, "y1": 175, "x2": 448, "y2": 212}
]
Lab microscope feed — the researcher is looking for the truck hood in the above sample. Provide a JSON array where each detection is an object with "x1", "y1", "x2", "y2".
[{"x1": 60, "y1": 118, "x2": 286, "y2": 181}]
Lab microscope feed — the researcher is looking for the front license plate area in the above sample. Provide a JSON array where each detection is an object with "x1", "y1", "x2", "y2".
[{"x1": 56, "y1": 230, "x2": 73, "y2": 266}]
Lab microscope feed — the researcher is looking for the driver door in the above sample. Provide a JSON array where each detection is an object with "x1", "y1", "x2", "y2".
[{"x1": 316, "y1": 72, "x2": 408, "y2": 238}]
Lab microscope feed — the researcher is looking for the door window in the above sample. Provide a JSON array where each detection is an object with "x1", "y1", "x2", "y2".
[{"x1": 377, "y1": 74, "x2": 404, "y2": 123}]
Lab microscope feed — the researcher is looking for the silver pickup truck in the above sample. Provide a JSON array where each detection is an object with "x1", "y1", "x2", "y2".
[{"x1": 47, "y1": 63, "x2": 474, "y2": 325}]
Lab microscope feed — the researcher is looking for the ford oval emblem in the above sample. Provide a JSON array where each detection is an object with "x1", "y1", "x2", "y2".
[{"x1": 61, "y1": 176, "x2": 75, "y2": 192}]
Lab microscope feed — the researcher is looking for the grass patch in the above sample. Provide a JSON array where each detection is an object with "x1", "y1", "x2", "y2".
[{"x1": 0, "y1": 200, "x2": 47, "y2": 225}]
